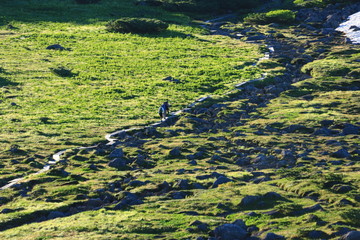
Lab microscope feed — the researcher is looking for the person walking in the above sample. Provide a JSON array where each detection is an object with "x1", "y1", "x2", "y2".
[{"x1": 159, "y1": 101, "x2": 170, "y2": 121}]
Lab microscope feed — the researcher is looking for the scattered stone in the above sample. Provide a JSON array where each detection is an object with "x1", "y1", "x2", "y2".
[
  {"x1": 212, "y1": 176, "x2": 232, "y2": 188},
  {"x1": 263, "y1": 192, "x2": 282, "y2": 200},
  {"x1": 342, "y1": 124, "x2": 360, "y2": 135},
  {"x1": 169, "y1": 148, "x2": 181, "y2": 157},
  {"x1": 320, "y1": 120, "x2": 334, "y2": 127},
  {"x1": 46, "y1": 44, "x2": 65, "y2": 50},
  {"x1": 86, "y1": 198, "x2": 103, "y2": 207},
  {"x1": 47, "y1": 211, "x2": 65, "y2": 219},
  {"x1": 232, "y1": 219, "x2": 247, "y2": 230},
  {"x1": 307, "y1": 230, "x2": 329, "y2": 239},
  {"x1": 114, "y1": 192, "x2": 143, "y2": 209},
  {"x1": 173, "y1": 179, "x2": 191, "y2": 190},
  {"x1": 171, "y1": 191, "x2": 187, "y2": 199},
  {"x1": 314, "y1": 127, "x2": 333, "y2": 136},
  {"x1": 252, "y1": 176, "x2": 271, "y2": 184},
  {"x1": 128, "y1": 180, "x2": 146, "y2": 187},
  {"x1": 247, "y1": 225, "x2": 259, "y2": 233},
  {"x1": 188, "y1": 160, "x2": 197, "y2": 165},
  {"x1": 239, "y1": 195, "x2": 261, "y2": 208},
  {"x1": 179, "y1": 210, "x2": 199, "y2": 215},
  {"x1": 190, "y1": 220, "x2": 209, "y2": 232},
  {"x1": 340, "y1": 231, "x2": 360, "y2": 240},
  {"x1": 196, "y1": 174, "x2": 212, "y2": 180},
  {"x1": 332, "y1": 149, "x2": 351, "y2": 159},
  {"x1": 0, "y1": 208, "x2": 14, "y2": 214},
  {"x1": 332, "y1": 185, "x2": 352, "y2": 193},
  {"x1": 263, "y1": 232, "x2": 286, "y2": 240},
  {"x1": 213, "y1": 223, "x2": 248, "y2": 240},
  {"x1": 338, "y1": 198, "x2": 353, "y2": 206},
  {"x1": 332, "y1": 228, "x2": 353, "y2": 238},
  {"x1": 108, "y1": 157, "x2": 128, "y2": 169},
  {"x1": 281, "y1": 149, "x2": 296, "y2": 161},
  {"x1": 162, "y1": 76, "x2": 180, "y2": 83},
  {"x1": 109, "y1": 148, "x2": 124, "y2": 158}
]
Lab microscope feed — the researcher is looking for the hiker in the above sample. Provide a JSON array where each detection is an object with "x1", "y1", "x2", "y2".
[{"x1": 159, "y1": 101, "x2": 170, "y2": 121}]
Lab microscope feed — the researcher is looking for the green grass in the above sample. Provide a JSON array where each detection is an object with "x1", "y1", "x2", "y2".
[
  {"x1": 0, "y1": 0, "x2": 261, "y2": 176},
  {"x1": 0, "y1": 1, "x2": 359, "y2": 239}
]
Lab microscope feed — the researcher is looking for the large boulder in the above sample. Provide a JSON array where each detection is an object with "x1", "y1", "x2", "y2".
[
  {"x1": 212, "y1": 176, "x2": 232, "y2": 188},
  {"x1": 263, "y1": 232, "x2": 285, "y2": 240},
  {"x1": 108, "y1": 157, "x2": 129, "y2": 169},
  {"x1": 340, "y1": 231, "x2": 360, "y2": 240},
  {"x1": 239, "y1": 195, "x2": 261, "y2": 208},
  {"x1": 213, "y1": 223, "x2": 248, "y2": 240},
  {"x1": 109, "y1": 148, "x2": 124, "y2": 158}
]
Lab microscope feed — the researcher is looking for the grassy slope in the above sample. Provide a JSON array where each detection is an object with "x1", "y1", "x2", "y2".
[
  {"x1": 0, "y1": 0, "x2": 359, "y2": 240},
  {"x1": 0, "y1": 0, "x2": 260, "y2": 183}
]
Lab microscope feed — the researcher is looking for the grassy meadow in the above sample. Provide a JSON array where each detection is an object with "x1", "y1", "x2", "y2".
[
  {"x1": 0, "y1": 0, "x2": 359, "y2": 239},
  {"x1": 0, "y1": 0, "x2": 261, "y2": 177}
]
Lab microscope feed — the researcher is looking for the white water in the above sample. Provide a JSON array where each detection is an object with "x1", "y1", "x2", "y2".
[{"x1": 336, "y1": 11, "x2": 360, "y2": 44}]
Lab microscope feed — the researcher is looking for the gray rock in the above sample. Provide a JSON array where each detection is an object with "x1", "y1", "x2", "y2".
[
  {"x1": 247, "y1": 35, "x2": 266, "y2": 41},
  {"x1": 47, "y1": 211, "x2": 65, "y2": 219},
  {"x1": 231, "y1": 219, "x2": 247, "y2": 230},
  {"x1": 314, "y1": 127, "x2": 332, "y2": 136},
  {"x1": 332, "y1": 149, "x2": 351, "y2": 158},
  {"x1": 196, "y1": 174, "x2": 212, "y2": 180},
  {"x1": 247, "y1": 226, "x2": 259, "y2": 233},
  {"x1": 320, "y1": 120, "x2": 334, "y2": 127},
  {"x1": 86, "y1": 198, "x2": 103, "y2": 207},
  {"x1": 214, "y1": 223, "x2": 248, "y2": 240},
  {"x1": 307, "y1": 230, "x2": 329, "y2": 239},
  {"x1": 342, "y1": 124, "x2": 360, "y2": 135},
  {"x1": 263, "y1": 192, "x2": 282, "y2": 200},
  {"x1": 235, "y1": 158, "x2": 250, "y2": 166},
  {"x1": 1, "y1": 208, "x2": 14, "y2": 214},
  {"x1": 108, "y1": 157, "x2": 128, "y2": 169},
  {"x1": 211, "y1": 172, "x2": 225, "y2": 179},
  {"x1": 281, "y1": 149, "x2": 296, "y2": 161},
  {"x1": 332, "y1": 185, "x2": 352, "y2": 193},
  {"x1": 252, "y1": 176, "x2": 272, "y2": 184},
  {"x1": 340, "y1": 231, "x2": 360, "y2": 240},
  {"x1": 169, "y1": 148, "x2": 181, "y2": 157},
  {"x1": 109, "y1": 148, "x2": 124, "y2": 158},
  {"x1": 46, "y1": 44, "x2": 65, "y2": 50},
  {"x1": 128, "y1": 180, "x2": 146, "y2": 187},
  {"x1": 239, "y1": 195, "x2": 261, "y2": 208},
  {"x1": 263, "y1": 232, "x2": 285, "y2": 240},
  {"x1": 174, "y1": 179, "x2": 191, "y2": 190},
  {"x1": 188, "y1": 160, "x2": 197, "y2": 165},
  {"x1": 212, "y1": 176, "x2": 232, "y2": 188},
  {"x1": 350, "y1": 25, "x2": 360, "y2": 31},
  {"x1": 172, "y1": 191, "x2": 187, "y2": 199},
  {"x1": 193, "y1": 183, "x2": 206, "y2": 189}
]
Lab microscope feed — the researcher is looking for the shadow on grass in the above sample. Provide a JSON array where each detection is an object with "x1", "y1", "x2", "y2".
[{"x1": 0, "y1": 77, "x2": 18, "y2": 87}]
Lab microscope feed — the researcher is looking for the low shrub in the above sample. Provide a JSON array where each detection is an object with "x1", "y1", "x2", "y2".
[
  {"x1": 244, "y1": 13, "x2": 268, "y2": 24},
  {"x1": 244, "y1": 10, "x2": 295, "y2": 24},
  {"x1": 293, "y1": 0, "x2": 324, "y2": 7},
  {"x1": 294, "y1": 0, "x2": 358, "y2": 8},
  {"x1": 106, "y1": 18, "x2": 168, "y2": 34},
  {"x1": 265, "y1": 10, "x2": 296, "y2": 23},
  {"x1": 301, "y1": 60, "x2": 351, "y2": 78}
]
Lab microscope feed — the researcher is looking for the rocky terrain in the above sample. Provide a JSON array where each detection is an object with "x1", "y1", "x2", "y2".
[{"x1": 0, "y1": 1, "x2": 359, "y2": 240}]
